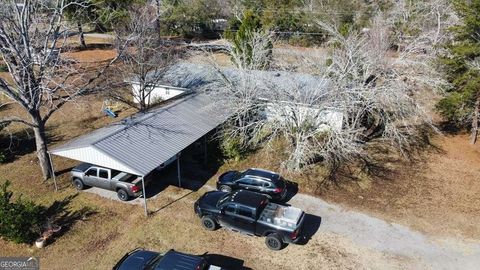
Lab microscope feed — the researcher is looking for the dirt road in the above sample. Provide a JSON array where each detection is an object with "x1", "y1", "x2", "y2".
[{"x1": 289, "y1": 193, "x2": 480, "y2": 270}]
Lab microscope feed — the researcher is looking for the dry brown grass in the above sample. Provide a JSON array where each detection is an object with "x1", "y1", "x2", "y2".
[
  {"x1": 63, "y1": 49, "x2": 117, "y2": 63},
  {"x1": 320, "y1": 134, "x2": 480, "y2": 240},
  {"x1": 1, "y1": 47, "x2": 480, "y2": 269}
]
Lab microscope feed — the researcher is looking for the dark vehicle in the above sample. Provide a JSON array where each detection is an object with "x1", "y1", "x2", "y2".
[
  {"x1": 216, "y1": 168, "x2": 287, "y2": 201},
  {"x1": 194, "y1": 190, "x2": 305, "y2": 251},
  {"x1": 71, "y1": 163, "x2": 146, "y2": 201},
  {"x1": 113, "y1": 248, "x2": 225, "y2": 270}
]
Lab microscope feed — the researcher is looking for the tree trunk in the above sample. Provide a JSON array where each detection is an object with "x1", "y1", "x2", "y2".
[
  {"x1": 471, "y1": 96, "x2": 480, "y2": 144},
  {"x1": 31, "y1": 115, "x2": 52, "y2": 180},
  {"x1": 77, "y1": 21, "x2": 87, "y2": 49}
]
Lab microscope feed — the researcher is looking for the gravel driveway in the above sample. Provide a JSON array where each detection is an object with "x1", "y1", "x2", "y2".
[{"x1": 289, "y1": 193, "x2": 480, "y2": 270}]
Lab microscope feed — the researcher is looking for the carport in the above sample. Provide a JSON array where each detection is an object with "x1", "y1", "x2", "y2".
[{"x1": 49, "y1": 93, "x2": 230, "y2": 216}]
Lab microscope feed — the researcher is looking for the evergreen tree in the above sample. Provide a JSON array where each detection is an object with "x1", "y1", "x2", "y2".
[
  {"x1": 225, "y1": 9, "x2": 272, "y2": 70},
  {"x1": 437, "y1": 0, "x2": 480, "y2": 143},
  {"x1": 161, "y1": 0, "x2": 222, "y2": 38},
  {"x1": 64, "y1": 1, "x2": 96, "y2": 49},
  {"x1": 91, "y1": 0, "x2": 143, "y2": 32}
]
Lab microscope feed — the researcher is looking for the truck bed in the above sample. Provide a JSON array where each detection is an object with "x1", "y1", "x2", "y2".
[
  {"x1": 112, "y1": 172, "x2": 141, "y2": 184},
  {"x1": 258, "y1": 203, "x2": 303, "y2": 231}
]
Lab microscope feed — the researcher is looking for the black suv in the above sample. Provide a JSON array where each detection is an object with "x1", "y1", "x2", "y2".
[
  {"x1": 217, "y1": 168, "x2": 287, "y2": 201},
  {"x1": 113, "y1": 248, "x2": 225, "y2": 270}
]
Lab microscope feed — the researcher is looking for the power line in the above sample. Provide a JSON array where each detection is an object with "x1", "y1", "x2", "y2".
[{"x1": 225, "y1": 29, "x2": 327, "y2": 36}]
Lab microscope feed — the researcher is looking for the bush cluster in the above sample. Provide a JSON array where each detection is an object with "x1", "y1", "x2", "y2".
[
  {"x1": 220, "y1": 135, "x2": 245, "y2": 161},
  {"x1": 0, "y1": 181, "x2": 46, "y2": 243}
]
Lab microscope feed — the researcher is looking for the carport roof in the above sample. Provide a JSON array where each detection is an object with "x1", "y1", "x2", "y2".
[{"x1": 50, "y1": 93, "x2": 230, "y2": 176}]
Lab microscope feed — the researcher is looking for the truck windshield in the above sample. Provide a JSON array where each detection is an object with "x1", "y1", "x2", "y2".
[
  {"x1": 237, "y1": 171, "x2": 248, "y2": 179},
  {"x1": 145, "y1": 254, "x2": 164, "y2": 270},
  {"x1": 216, "y1": 193, "x2": 231, "y2": 207}
]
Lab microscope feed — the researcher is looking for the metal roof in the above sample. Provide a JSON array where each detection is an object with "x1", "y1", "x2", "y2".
[
  {"x1": 50, "y1": 93, "x2": 230, "y2": 176},
  {"x1": 164, "y1": 62, "x2": 333, "y2": 104}
]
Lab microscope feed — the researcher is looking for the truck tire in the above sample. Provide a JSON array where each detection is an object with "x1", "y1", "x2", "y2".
[
  {"x1": 219, "y1": 185, "x2": 232, "y2": 193},
  {"x1": 73, "y1": 178, "x2": 84, "y2": 190},
  {"x1": 201, "y1": 215, "x2": 218, "y2": 231},
  {"x1": 117, "y1": 189, "x2": 130, "y2": 201},
  {"x1": 265, "y1": 233, "x2": 284, "y2": 251}
]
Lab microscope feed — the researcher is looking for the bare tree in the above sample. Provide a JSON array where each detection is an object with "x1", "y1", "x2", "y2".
[
  {"x1": 209, "y1": 7, "x2": 452, "y2": 173},
  {"x1": 0, "y1": 0, "x2": 120, "y2": 180},
  {"x1": 112, "y1": 4, "x2": 179, "y2": 112}
]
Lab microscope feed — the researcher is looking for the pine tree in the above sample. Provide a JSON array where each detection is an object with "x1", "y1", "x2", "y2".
[
  {"x1": 437, "y1": 0, "x2": 480, "y2": 143},
  {"x1": 225, "y1": 9, "x2": 272, "y2": 70}
]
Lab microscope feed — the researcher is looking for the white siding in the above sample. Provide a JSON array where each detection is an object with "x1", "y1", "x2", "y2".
[
  {"x1": 131, "y1": 84, "x2": 186, "y2": 104},
  {"x1": 264, "y1": 103, "x2": 343, "y2": 131},
  {"x1": 52, "y1": 146, "x2": 141, "y2": 175}
]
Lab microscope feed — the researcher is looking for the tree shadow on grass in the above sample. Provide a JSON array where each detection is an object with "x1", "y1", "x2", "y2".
[
  {"x1": 437, "y1": 121, "x2": 465, "y2": 135},
  {"x1": 43, "y1": 194, "x2": 97, "y2": 245},
  {"x1": 0, "y1": 127, "x2": 65, "y2": 163},
  {"x1": 64, "y1": 43, "x2": 114, "y2": 52},
  {"x1": 54, "y1": 166, "x2": 75, "y2": 178},
  {"x1": 328, "y1": 126, "x2": 445, "y2": 185}
]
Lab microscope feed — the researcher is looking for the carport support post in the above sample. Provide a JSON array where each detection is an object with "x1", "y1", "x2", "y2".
[
  {"x1": 177, "y1": 154, "x2": 181, "y2": 187},
  {"x1": 203, "y1": 136, "x2": 207, "y2": 167},
  {"x1": 142, "y1": 176, "x2": 148, "y2": 216},
  {"x1": 48, "y1": 152, "x2": 58, "y2": 192}
]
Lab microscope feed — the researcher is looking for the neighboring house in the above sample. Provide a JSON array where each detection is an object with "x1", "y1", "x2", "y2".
[
  {"x1": 129, "y1": 82, "x2": 189, "y2": 105},
  {"x1": 125, "y1": 69, "x2": 191, "y2": 106}
]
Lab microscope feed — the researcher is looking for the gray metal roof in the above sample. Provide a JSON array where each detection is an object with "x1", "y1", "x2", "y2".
[
  {"x1": 163, "y1": 62, "x2": 333, "y2": 104},
  {"x1": 51, "y1": 93, "x2": 230, "y2": 176}
]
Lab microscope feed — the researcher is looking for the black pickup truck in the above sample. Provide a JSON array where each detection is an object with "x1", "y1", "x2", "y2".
[
  {"x1": 194, "y1": 190, "x2": 305, "y2": 250},
  {"x1": 113, "y1": 248, "x2": 226, "y2": 270}
]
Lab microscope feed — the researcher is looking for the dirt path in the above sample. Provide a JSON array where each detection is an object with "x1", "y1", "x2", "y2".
[{"x1": 289, "y1": 193, "x2": 480, "y2": 270}]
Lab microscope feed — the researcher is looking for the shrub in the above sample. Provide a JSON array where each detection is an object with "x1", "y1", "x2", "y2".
[
  {"x1": 0, "y1": 63, "x2": 7, "y2": 72},
  {"x1": 220, "y1": 135, "x2": 246, "y2": 161},
  {"x1": 0, "y1": 181, "x2": 46, "y2": 243},
  {"x1": 0, "y1": 150, "x2": 6, "y2": 163}
]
